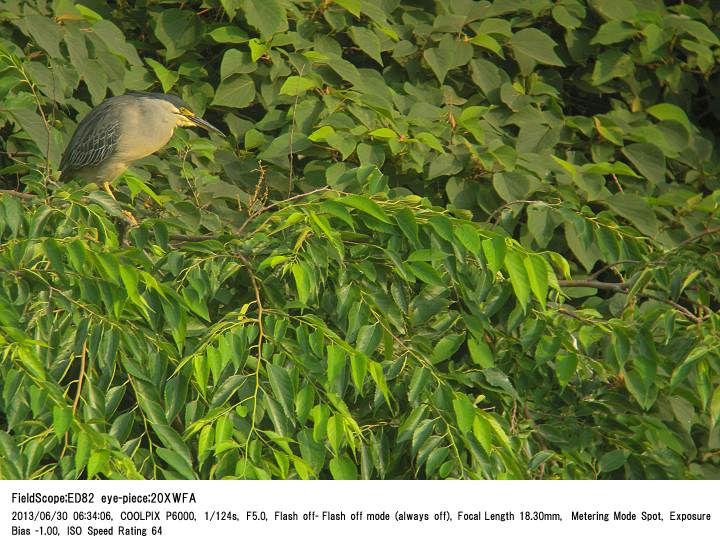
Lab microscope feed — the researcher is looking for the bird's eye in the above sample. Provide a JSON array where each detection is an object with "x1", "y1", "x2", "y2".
[{"x1": 179, "y1": 107, "x2": 194, "y2": 117}]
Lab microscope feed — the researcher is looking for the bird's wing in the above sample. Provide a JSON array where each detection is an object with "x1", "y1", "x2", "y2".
[{"x1": 60, "y1": 101, "x2": 122, "y2": 174}]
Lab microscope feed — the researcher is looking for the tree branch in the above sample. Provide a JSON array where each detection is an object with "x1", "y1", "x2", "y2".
[
  {"x1": 0, "y1": 188, "x2": 37, "y2": 201},
  {"x1": 678, "y1": 226, "x2": 720, "y2": 248},
  {"x1": 558, "y1": 279, "x2": 629, "y2": 291},
  {"x1": 557, "y1": 279, "x2": 703, "y2": 323}
]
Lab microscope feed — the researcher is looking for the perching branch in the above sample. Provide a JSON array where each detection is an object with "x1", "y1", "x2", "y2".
[{"x1": 0, "y1": 188, "x2": 37, "y2": 201}]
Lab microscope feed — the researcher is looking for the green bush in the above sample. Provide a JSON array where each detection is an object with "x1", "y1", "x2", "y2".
[{"x1": 1, "y1": 0, "x2": 719, "y2": 479}]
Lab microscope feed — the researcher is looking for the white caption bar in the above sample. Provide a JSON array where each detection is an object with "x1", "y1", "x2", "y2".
[{"x1": 1, "y1": 480, "x2": 716, "y2": 548}]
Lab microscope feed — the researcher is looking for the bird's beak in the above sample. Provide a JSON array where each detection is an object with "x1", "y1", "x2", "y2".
[{"x1": 185, "y1": 114, "x2": 226, "y2": 138}]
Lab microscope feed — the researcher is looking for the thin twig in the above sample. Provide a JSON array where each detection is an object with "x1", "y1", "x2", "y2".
[
  {"x1": 678, "y1": 226, "x2": 720, "y2": 248},
  {"x1": 60, "y1": 342, "x2": 88, "y2": 462},
  {"x1": 558, "y1": 279, "x2": 703, "y2": 323},
  {"x1": 587, "y1": 260, "x2": 642, "y2": 280},
  {"x1": 169, "y1": 234, "x2": 220, "y2": 243},
  {"x1": 169, "y1": 186, "x2": 333, "y2": 242},
  {"x1": 554, "y1": 306, "x2": 600, "y2": 325},
  {"x1": 73, "y1": 342, "x2": 88, "y2": 416},
  {"x1": 488, "y1": 200, "x2": 549, "y2": 226},
  {"x1": 237, "y1": 252, "x2": 264, "y2": 477},
  {"x1": 236, "y1": 185, "x2": 331, "y2": 234}
]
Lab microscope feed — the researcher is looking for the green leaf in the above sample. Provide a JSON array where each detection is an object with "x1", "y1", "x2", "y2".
[
  {"x1": 75, "y1": 431, "x2": 91, "y2": 472},
  {"x1": 268, "y1": 363, "x2": 294, "y2": 418},
  {"x1": 452, "y1": 395, "x2": 475, "y2": 433},
  {"x1": 425, "y1": 446, "x2": 450, "y2": 476},
  {"x1": 87, "y1": 450, "x2": 110, "y2": 478},
  {"x1": 472, "y1": 415, "x2": 493, "y2": 454},
  {"x1": 327, "y1": 345, "x2": 346, "y2": 387},
  {"x1": 430, "y1": 334, "x2": 464, "y2": 364},
  {"x1": 482, "y1": 237, "x2": 506, "y2": 274},
  {"x1": 248, "y1": 38, "x2": 269, "y2": 62},
  {"x1": 470, "y1": 33, "x2": 504, "y2": 57},
  {"x1": 510, "y1": 28, "x2": 565, "y2": 73},
  {"x1": 350, "y1": 27, "x2": 383, "y2": 66},
  {"x1": 208, "y1": 26, "x2": 249, "y2": 44},
  {"x1": 468, "y1": 338, "x2": 494, "y2": 369},
  {"x1": 2, "y1": 195, "x2": 23, "y2": 236},
  {"x1": 43, "y1": 238, "x2": 65, "y2": 276},
  {"x1": 154, "y1": 9, "x2": 204, "y2": 60},
  {"x1": 395, "y1": 207, "x2": 420, "y2": 247},
  {"x1": 332, "y1": 0, "x2": 361, "y2": 17},
  {"x1": 368, "y1": 360, "x2": 391, "y2": 406},
  {"x1": 369, "y1": 128, "x2": 398, "y2": 139},
  {"x1": 212, "y1": 75, "x2": 255, "y2": 108},
  {"x1": 646, "y1": 103, "x2": 692, "y2": 134},
  {"x1": 53, "y1": 406, "x2": 73, "y2": 439},
  {"x1": 711, "y1": 386, "x2": 720, "y2": 428},
  {"x1": 244, "y1": 0, "x2": 288, "y2": 39},
  {"x1": 415, "y1": 132, "x2": 444, "y2": 152},
  {"x1": 555, "y1": 354, "x2": 577, "y2": 388},
  {"x1": 591, "y1": 21, "x2": 637, "y2": 45},
  {"x1": 334, "y1": 196, "x2": 392, "y2": 224},
  {"x1": 295, "y1": 385, "x2": 315, "y2": 424},
  {"x1": 326, "y1": 414, "x2": 345, "y2": 454},
  {"x1": 280, "y1": 76, "x2": 316, "y2": 97},
  {"x1": 523, "y1": 255, "x2": 549, "y2": 309},
  {"x1": 423, "y1": 36, "x2": 472, "y2": 83},
  {"x1": 592, "y1": 49, "x2": 634, "y2": 85},
  {"x1": 292, "y1": 262, "x2": 313, "y2": 305},
  {"x1": 598, "y1": 449, "x2": 628, "y2": 473},
  {"x1": 406, "y1": 262, "x2": 444, "y2": 286},
  {"x1": 454, "y1": 224, "x2": 481, "y2": 255},
  {"x1": 157, "y1": 448, "x2": 196, "y2": 479},
  {"x1": 605, "y1": 193, "x2": 659, "y2": 236},
  {"x1": 504, "y1": 251, "x2": 531, "y2": 312},
  {"x1": 329, "y1": 455, "x2": 357, "y2": 479},
  {"x1": 23, "y1": 15, "x2": 63, "y2": 58},
  {"x1": 350, "y1": 353, "x2": 368, "y2": 392},
  {"x1": 621, "y1": 143, "x2": 665, "y2": 185},
  {"x1": 308, "y1": 126, "x2": 336, "y2": 142}
]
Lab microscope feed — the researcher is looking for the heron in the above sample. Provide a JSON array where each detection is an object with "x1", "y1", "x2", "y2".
[{"x1": 59, "y1": 92, "x2": 225, "y2": 219}]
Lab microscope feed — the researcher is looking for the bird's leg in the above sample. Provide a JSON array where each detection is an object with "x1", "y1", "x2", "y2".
[
  {"x1": 103, "y1": 180, "x2": 138, "y2": 226},
  {"x1": 103, "y1": 181, "x2": 116, "y2": 199}
]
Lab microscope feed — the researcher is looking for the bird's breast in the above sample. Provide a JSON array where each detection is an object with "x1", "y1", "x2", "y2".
[{"x1": 115, "y1": 104, "x2": 174, "y2": 162}]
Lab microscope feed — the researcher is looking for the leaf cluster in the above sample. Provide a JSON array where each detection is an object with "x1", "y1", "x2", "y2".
[{"x1": 0, "y1": 0, "x2": 719, "y2": 479}]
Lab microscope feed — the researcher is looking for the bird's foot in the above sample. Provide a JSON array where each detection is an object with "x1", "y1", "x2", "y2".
[{"x1": 122, "y1": 210, "x2": 138, "y2": 226}]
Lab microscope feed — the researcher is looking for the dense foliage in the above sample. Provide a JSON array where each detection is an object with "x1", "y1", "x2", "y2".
[{"x1": 1, "y1": 0, "x2": 719, "y2": 479}]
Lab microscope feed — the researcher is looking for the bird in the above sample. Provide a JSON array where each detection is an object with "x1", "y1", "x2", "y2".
[{"x1": 59, "y1": 92, "x2": 225, "y2": 203}]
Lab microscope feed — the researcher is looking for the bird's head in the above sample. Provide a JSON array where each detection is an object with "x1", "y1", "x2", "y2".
[
  {"x1": 148, "y1": 93, "x2": 226, "y2": 137},
  {"x1": 174, "y1": 105, "x2": 226, "y2": 137}
]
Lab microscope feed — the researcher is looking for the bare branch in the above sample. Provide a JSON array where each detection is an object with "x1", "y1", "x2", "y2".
[
  {"x1": 558, "y1": 279, "x2": 629, "y2": 291},
  {"x1": 0, "y1": 188, "x2": 37, "y2": 201}
]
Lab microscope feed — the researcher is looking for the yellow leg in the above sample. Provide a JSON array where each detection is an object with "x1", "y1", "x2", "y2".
[
  {"x1": 122, "y1": 210, "x2": 139, "y2": 226},
  {"x1": 103, "y1": 181, "x2": 138, "y2": 226},
  {"x1": 103, "y1": 181, "x2": 115, "y2": 199}
]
